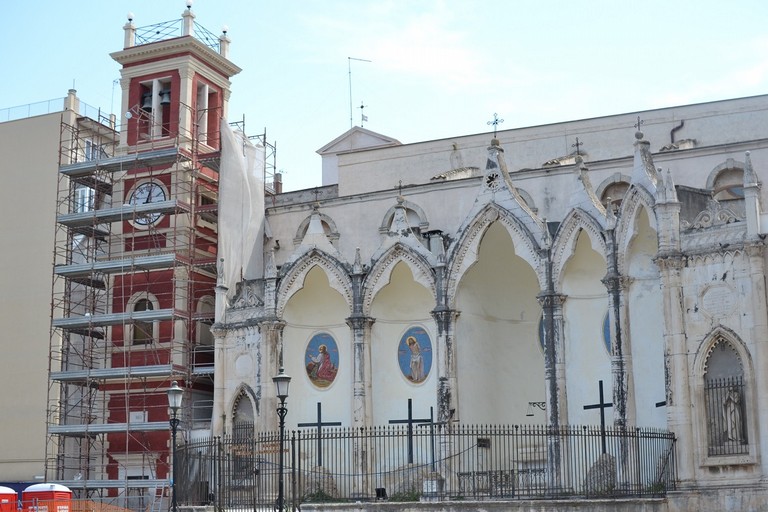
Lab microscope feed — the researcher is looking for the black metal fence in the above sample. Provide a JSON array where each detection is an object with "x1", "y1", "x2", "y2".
[{"x1": 176, "y1": 424, "x2": 675, "y2": 508}]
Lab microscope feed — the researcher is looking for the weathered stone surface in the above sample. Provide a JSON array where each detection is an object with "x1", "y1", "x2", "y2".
[{"x1": 584, "y1": 453, "x2": 617, "y2": 496}]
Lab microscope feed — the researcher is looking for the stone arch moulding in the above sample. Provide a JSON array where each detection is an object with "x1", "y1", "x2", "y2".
[
  {"x1": 445, "y1": 204, "x2": 545, "y2": 304},
  {"x1": 595, "y1": 172, "x2": 632, "y2": 201},
  {"x1": 293, "y1": 212, "x2": 340, "y2": 246},
  {"x1": 379, "y1": 199, "x2": 430, "y2": 234},
  {"x1": 126, "y1": 291, "x2": 161, "y2": 345},
  {"x1": 551, "y1": 207, "x2": 609, "y2": 284},
  {"x1": 706, "y1": 158, "x2": 745, "y2": 191},
  {"x1": 362, "y1": 244, "x2": 437, "y2": 316},
  {"x1": 691, "y1": 326, "x2": 757, "y2": 467},
  {"x1": 230, "y1": 383, "x2": 259, "y2": 424},
  {"x1": 614, "y1": 184, "x2": 658, "y2": 274},
  {"x1": 693, "y1": 326, "x2": 752, "y2": 380},
  {"x1": 276, "y1": 249, "x2": 354, "y2": 317}
]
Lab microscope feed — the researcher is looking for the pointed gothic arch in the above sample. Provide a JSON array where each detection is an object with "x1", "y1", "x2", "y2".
[
  {"x1": 446, "y1": 204, "x2": 545, "y2": 303},
  {"x1": 362, "y1": 243, "x2": 437, "y2": 315},
  {"x1": 230, "y1": 383, "x2": 258, "y2": 437},
  {"x1": 551, "y1": 207, "x2": 609, "y2": 284},
  {"x1": 692, "y1": 327, "x2": 756, "y2": 463},
  {"x1": 276, "y1": 249, "x2": 353, "y2": 317},
  {"x1": 614, "y1": 185, "x2": 658, "y2": 275}
]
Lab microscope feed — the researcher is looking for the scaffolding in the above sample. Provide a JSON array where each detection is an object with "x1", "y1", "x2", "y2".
[{"x1": 47, "y1": 100, "x2": 229, "y2": 510}]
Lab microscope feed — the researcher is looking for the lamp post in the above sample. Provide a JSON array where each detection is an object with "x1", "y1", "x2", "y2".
[
  {"x1": 167, "y1": 380, "x2": 183, "y2": 512},
  {"x1": 272, "y1": 367, "x2": 291, "y2": 512}
]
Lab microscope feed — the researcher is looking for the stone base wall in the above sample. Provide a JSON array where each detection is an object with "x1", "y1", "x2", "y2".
[{"x1": 667, "y1": 486, "x2": 767, "y2": 512}]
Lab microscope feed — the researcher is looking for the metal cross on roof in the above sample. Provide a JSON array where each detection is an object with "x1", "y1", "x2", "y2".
[
  {"x1": 487, "y1": 113, "x2": 504, "y2": 137},
  {"x1": 572, "y1": 137, "x2": 583, "y2": 156},
  {"x1": 634, "y1": 116, "x2": 644, "y2": 131}
]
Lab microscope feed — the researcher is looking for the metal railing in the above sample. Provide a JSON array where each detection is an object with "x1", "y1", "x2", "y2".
[
  {"x1": 705, "y1": 376, "x2": 748, "y2": 456},
  {"x1": 176, "y1": 424, "x2": 676, "y2": 507}
]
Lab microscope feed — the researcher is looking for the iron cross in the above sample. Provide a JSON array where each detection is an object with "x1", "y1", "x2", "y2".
[
  {"x1": 297, "y1": 402, "x2": 342, "y2": 466},
  {"x1": 572, "y1": 137, "x2": 583, "y2": 156},
  {"x1": 583, "y1": 380, "x2": 613, "y2": 454},
  {"x1": 487, "y1": 113, "x2": 504, "y2": 138},
  {"x1": 388, "y1": 398, "x2": 432, "y2": 463}
]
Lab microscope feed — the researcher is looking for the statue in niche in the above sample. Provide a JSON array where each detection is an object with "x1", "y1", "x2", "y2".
[{"x1": 723, "y1": 386, "x2": 743, "y2": 443}]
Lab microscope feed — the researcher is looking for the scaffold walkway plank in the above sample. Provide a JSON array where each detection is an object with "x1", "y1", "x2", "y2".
[
  {"x1": 57, "y1": 199, "x2": 185, "y2": 227},
  {"x1": 60, "y1": 147, "x2": 185, "y2": 177},
  {"x1": 50, "y1": 364, "x2": 175, "y2": 382},
  {"x1": 52, "y1": 308, "x2": 176, "y2": 329},
  {"x1": 49, "y1": 421, "x2": 171, "y2": 435},
  {"x1": 55, "y1": 254, "x2": 178, "y2": 278}
]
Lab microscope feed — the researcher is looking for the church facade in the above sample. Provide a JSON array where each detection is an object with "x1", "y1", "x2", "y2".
[{"x1": 212, "y1": 95, "x2": 768, "y2": 510}]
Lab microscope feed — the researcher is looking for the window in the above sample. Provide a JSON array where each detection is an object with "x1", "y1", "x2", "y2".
[
  {"x1": 74, "y1": 186, "x2": 95, "y2": 213},
  {"x1": 133, "y1": 298, "x2": 154, "y2": 345}
]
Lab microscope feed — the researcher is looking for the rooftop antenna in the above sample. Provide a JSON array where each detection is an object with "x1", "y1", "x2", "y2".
[
  {"x1": 348, "y1": 57, "x2": 371, "y2": 128},
  {"x1": 359, "y1": 102, "x2": 368, "y2": 127}
]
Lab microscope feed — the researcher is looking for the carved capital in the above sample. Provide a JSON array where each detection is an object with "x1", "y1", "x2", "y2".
[
  {"x1": 537, "y1": 292, "x2": 567, "y2": 308},
  {"x1": 346, "y1": 315, "x2": 375, "y2": 332},
  {"x1": 654, "y1": 252, "x2": 686, "y2": 271},
  {"x1": 431, "y1": 307, "x2": 460, "y2": 333},
  {"x1": 256, "y1": 318, "x2": 286, "y2": 335}
]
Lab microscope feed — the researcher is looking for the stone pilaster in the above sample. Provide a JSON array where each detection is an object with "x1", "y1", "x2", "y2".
[
  {"x1": 210, "y1": 324, "x2": 227, "y2": 436},
  {"x1": 257, "y1": 318, "x2": 286, "y2": 429},
  {"x1": 745, "y1": 242, "x2": 768, "y2": 474},
  {"x1": 655, "y1": 254, "x2": 693, "y2": 483}
]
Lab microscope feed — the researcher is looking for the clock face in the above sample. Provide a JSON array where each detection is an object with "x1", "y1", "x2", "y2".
[{"x1": 129, "y1": 181, "x2": 167, "y2": 225}]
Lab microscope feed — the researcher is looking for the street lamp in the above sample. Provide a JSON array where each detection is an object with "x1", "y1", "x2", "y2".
[
  {"x1": 272, "y1": 367, "x2": 291, "y2": 512},
  {"x1": 167, "y1": 380, "x2": 183, "y2": 512}
]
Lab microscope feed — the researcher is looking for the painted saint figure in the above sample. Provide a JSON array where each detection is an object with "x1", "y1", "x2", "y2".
[
  {"x1": 307, "y1": 344, "x2": 337, "y2": 384},
  {"x1": 723, "y1": 386, "x2": 743, "y2": 443},
  {"x1": 407, "y1": 336, "x2": 424, "y2": 382}
]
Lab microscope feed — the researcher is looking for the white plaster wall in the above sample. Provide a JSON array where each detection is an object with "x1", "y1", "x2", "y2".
[
  {"x1": 454, "y1": 222, "x2": 544, "y2": 424},
  {"x1": 282, "y1": 266, "x2": 353, "y2": 429},
  {"x1": 562, "y1": 232, "x2": 611, "y2": 425},
  {"x1": 627, "y1": 210, "x2": 666, "y2": 428},
  {"x1": 370, "y1": 262, "x2": 436, "y2": 425}
]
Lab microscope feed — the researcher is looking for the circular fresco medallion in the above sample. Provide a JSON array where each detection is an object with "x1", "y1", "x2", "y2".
[
  {"x1": 398, "y1": 327, "x2": 432, "y2": 384},
  {"x1": 305, "y1": 332, "x2": 339, "y2": 388}
]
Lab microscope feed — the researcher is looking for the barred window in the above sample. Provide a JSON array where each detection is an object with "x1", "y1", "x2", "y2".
[
  {"x1": 703, "y1": 337, "x2": 747, "y2": 457},
  {"x1": 705, "y1": 376, "x2": 747, "y2": 456}
]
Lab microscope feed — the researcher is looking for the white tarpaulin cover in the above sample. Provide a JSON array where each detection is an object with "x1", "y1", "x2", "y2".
[{"x1": 218, "y1": 119, "x2": 266, "y2": 300}]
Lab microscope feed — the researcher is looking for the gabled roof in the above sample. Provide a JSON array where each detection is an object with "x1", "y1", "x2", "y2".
[{"x1": 316, "y1": 126, "x2": 401, "y2": 155}]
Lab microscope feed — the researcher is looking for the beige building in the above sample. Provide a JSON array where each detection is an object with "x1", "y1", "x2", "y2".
[{"x1": 0, "y1": 92, "x2": 115, "y2": 486}]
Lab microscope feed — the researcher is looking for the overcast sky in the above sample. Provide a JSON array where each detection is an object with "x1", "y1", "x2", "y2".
[{"x1": 3, "y1": 1, "x2": 767, "y2": 191}]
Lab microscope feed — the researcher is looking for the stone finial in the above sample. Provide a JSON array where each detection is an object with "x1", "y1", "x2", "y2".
[
  {"x1": 182, "y1": 1, "x2": 195, "y2": 37},
  {"x1": 123, "y1": 13, "x2": 136, "y2": 48},
  {"x1": 353, "y1": 247, "x2": 363, "y2": 274},
  {"x1": 744, "y1": 151, "x2": 758, "y2": 187},
  {"x1": 219, "y1": 26, "x2": 231, "y2": 58}
]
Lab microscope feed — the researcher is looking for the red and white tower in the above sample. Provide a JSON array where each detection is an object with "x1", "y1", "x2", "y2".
[{"x1": 48, "y1": 5, "x2": 240, "y2": 509}]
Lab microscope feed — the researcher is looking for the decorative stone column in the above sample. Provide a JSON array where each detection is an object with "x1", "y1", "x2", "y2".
[
  {"x1": 537, "y1": 289, "x2": 567, "y2": 491},
  {"x1": 602, "y1": 239, "x2": 634, "y2": 430}
]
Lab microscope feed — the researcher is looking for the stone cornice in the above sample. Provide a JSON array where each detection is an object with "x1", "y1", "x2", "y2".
[{"x1": 110, "y1": 36, "x2": 241, "y2": 78}]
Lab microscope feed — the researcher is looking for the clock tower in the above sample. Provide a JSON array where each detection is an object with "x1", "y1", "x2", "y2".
[{"x1": 48, "y1": 5, "x2": 240, "y2": 507}]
